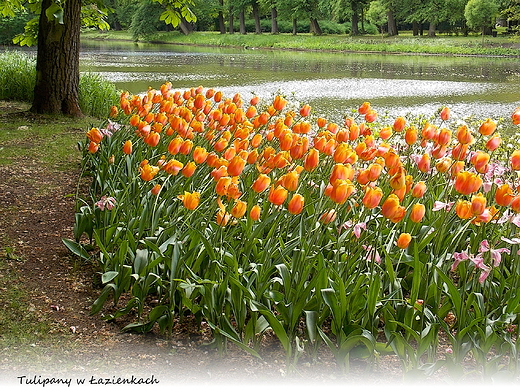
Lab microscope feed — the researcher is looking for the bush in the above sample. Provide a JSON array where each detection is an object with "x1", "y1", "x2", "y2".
[
  {"x1": 0, "y1": 50, "x2": 118, "y2": 117},
  {"x1": 0, "y1": 11, "x2": 33, "y2": 45},
  {"x1": 79, "y1": 73, "x2": 120, "y2": 118},
  {"x1": 0, "y1": 50, "x2": 35, "y2": 101}
]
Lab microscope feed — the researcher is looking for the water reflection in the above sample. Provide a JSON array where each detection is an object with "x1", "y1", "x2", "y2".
[{"x1": 80, "y1": 40, "x2": 520, "y2": 122}]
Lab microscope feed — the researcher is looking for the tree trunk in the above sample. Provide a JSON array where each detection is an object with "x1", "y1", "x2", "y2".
[
  {"x1": 179, "y1": 18, "x2": 193, "y2": 35},
  {"x1": 271, "y1": 7, "x2": 279, "y2": 34},
  {"x1": 229, "y1": 6, "x2": 234, "y2": 34},
  {"x1": 31, "y1": 0, "x2": 82, "y2": 116},
  {"x1": 351, "y1": 1, "x2": 359, "y2": 35},
  {"x1": 310, "y1": 17, "x2": 322, "y2": 35},
  {"x1": 292, "y1": 18, "x2": 297, "y2": 35},
  {"x1": 428, "y1": 22, "x2": 436, "y2": 37},
  {"x1": 239, "y1": 10, "x2": 246, "y2": 34},
  {"x1": 387, "y1": 11, "x2": 398, "y2": 36},
  {"x1": 218, "y1": 0, "x2": 226, "y2": 34},
  {"x1": 252, "y1": 0, "x2": 261, "y2": 34},
  {"x1": 412, "y1": 21, "x2": 419, "y2": 36}
]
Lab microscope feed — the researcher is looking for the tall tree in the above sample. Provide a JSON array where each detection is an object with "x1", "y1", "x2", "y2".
[
  {"x1": 251, "y1": 0, "x2": 262, "y2": 33},
  {"x1": 465, "y1": 0, "x2": 499, "y2": 39},
  {"x1": 1, "y1": 0, "x2": 195, "y2": 116},
  {"x1": 218, "y1": 0, "x2": 226, "y2": 33}
]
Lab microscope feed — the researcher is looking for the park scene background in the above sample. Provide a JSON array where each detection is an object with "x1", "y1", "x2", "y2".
[{"x1": 1, "y1": 0, "x2": 520, "y2": 387}]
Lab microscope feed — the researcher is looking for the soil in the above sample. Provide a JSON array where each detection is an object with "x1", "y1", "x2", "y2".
[{"x1": 0, "y1": 104, "x2": 510, "y2": 388}]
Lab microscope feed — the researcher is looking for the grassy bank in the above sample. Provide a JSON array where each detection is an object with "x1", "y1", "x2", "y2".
[{"x1": 82, "y1": 29, "x2": 520, "y2": 57}]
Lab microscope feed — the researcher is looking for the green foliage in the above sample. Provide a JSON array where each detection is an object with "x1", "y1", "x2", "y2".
[
  {"x1": 465, "y1": 0, "x2": 500, "y2": 33},
  {"x1": 0, "y1": 51, "x2": 118, "y2": 118},
  {"x1": 0, "y1": 50, "x2": 35, "y2": 101},
  {"x1": 79, "y1": 72, "x2": 119, "y2": 118},
  {"x1": 0, "y1": 8, "x2": 32, "y2": 44}
]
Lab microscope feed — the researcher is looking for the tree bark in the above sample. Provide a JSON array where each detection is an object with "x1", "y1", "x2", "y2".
[
  {"x1": 310, "y1": 17, "x2": 322, "y2": 35},
  {"x1": 412, "y1": 21, "x2": 419, "y2": 36},
  {"x1": 31, "y1": 0, "x2": 82, "y2": 116},
  {"x1": 428, "y1": 22, "x2": 436, "y2": 37},
  {"x1": 239, "y1": 10, "x2": 246, "y2": 34},
  {"x1": 387, "y1": 11, "x2": 398, "y2": 36},
  {"x1": 351, "y1": 1, "x2": 359, "y2": 35},
  {"x1": 271, "y1": 7, "x2": 279, "y2": 34},
  {"x1": 229, "y1": 5, "x2": 234, "y2": 34},
  {"x1": 252, "y1": 0, "x2": 261, "y2": 34},
  {"x1": 218, "y1": 0, "x2": 226, "y2": 34},
  {"x1": 292, "y1": 18, "x2": 297, "y2": 35}
]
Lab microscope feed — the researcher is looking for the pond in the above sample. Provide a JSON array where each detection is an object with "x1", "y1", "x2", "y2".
[{"x1": 80, "y1": 39, "x2": 520, "y2": 124}]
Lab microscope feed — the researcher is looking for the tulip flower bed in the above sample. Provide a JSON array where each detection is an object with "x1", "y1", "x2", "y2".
[{"x1": 68, "y1": 83, "x2": 520, "y2": 378}]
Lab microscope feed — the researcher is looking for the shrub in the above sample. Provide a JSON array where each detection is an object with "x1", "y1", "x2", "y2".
[
  {"x1": 79, "y1": 73, "x2": 119, "y2": 118},
  {"x1": 0, "y1": 50, "x2": 35, "y2": 101}
]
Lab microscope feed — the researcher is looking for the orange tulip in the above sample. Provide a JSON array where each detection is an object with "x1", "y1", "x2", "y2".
[
  {"x1": 179, "y1": 139, "x2": 193, "y2": 155},
  {"x1": 451, "y1": 161, "x2": 465, "y2": 177},
  {"x1": 231, "y1": 200, "x2": 247, "y2": 219},
  {"x1": 437, "y1": 128, "x2": 452, "y2": 146},
  {"x1": 479, "y1": 118, "x2": 496, "y2": 136},
  {"x1": 330, "y1": 163, "x2": 355, "y2": 185},
  {"x1": 396, "y1": 233, "x2": 412, "y2": 249},
  {"x1": 440, "y1": 106, "x2": 450, "y2": 121},
  {"x1": 163, "y1": 159, "x2": 184, "y2": 175},
  {"x1": 512, "y1": 108, "x2": 520, "y2": 125},
  {"x1": 329, "y1": 180, "x2": 355, "y2": 204},
  {"x1": 485, "y1": 135, "x2": 501, "y2": 151},
  {"x1": 227, "y1": 155, "x2": 247, "y2": 177},
  {"x1": 389, "y1": 167, "x2": 406, "y2": 190},
  {"x1": 405, "y1": 126, "x2": 418, "y2": 145},
  {"x1": 317, "y1": 117, "x2": 327, "y2": 128},
  {"x1": 182, "y1": 161, "x2": 197, "y2": 178},
  {"x1": 88, "y1": 141, "x2": 99, "y2": 153},
  {"x1": 358, "y1": 102, "x2": 371, "y2": 115},
  {"x1": 362, "y1": 186, "x2": 383, "y2": 209},
  {"x1": 151, "y1": 184, "x2": 161, "y2": 196},
  {"x1": 435, "y1": 157, "x2": 452, "y2": 173},
  {"x1": 455, "y1": 200, "x2": 473, "y2": 219},
  {"x1": 320, "y1": 209, "x2": 337, "y2": 224},
  {"x1": 456, "y1": 125, "x2": 474, "y2": 145},
  {"x1": 86, "y1": 127, "x2": 103, "y2": 144},
  {"x1": 470, "y1": 151, "x2": 490, "y2": 174},
  {"x1": 273, "y1": 95, "x2": 287, "y2": 111},
  {"x1": 252, "y1": 174, "x2": 271, "y2": 193},
  {"x1": 144, "y1": 131, "x2": 160, "y2": 147},
  {"x1": 454, "y1": 171, "x2": 483, "y2": 195},
  {"x1": 367, "y1": 163, "x2": 383, "y2": 182},
  {"x1": 495, "y1": 184, "x2": 514, "y2": 207},
  {"x1": 168, "y1": 137, "x2": 183, "y2": 155},
  {"x1": 409, "y1": 204, "x2": 425, "y2": 223},
  {"x1": 287, "y1": 194, "x2": 305, "y2": 215},
  {"x1": 178, "y1": 191, "x2": 200, "y2": 210},
  {"x1": 471, "y1": 193, "x2": 487, "y2": 215},
  {"x1": 140, "y1": 163, "x2": 159, "y2": 181},
  {"x1": 333, "y1": 143, "x2": 351, "y2": 163},
  {"x1": 193, "y1": 146, "x2": 208, "y2": 164},
  {"x1": 417, "y1": 153, "x2": 431, "y2": 173},
  {"x1": 511, "y1": 150, "x2": 520, "y2": 170},
  {"x1": 303, "y1": 148, "x2": 320, "y2": 173},
  {"x1": 379, "y1": 126, "x2": 392, "y2": 140},
  {"x1": 216, "y1": 176, "x2": 232, "y2": 196},
  {"x1": 279, "y1": 171, "x2": 299, "y2": 192},
  {"x1": 393, "y1": 117, "x2": 406, "y2": 132},
  {"x1": 411, "y1": 181, "x2": 427, "y2": 198},
  {"x1": 123, "y1": 140, "x2": 133, "y2": 155},
  {"x1": 299, "y1": 104, "x2": 311, "y2": 117},
  {"x1": 365, "y1": 109, "x2": 378, "y2": 123},
  {"x1": 268, "y1": 185, "x2": 288, "y2": 206},
  {"x1": 250, "y1": 204, "x2": 261, "y2": 221},
  {"x1": 511, "y1": 196, "x2": 520, "y2": 213},
  {"x1": 382, "y1": 194, "x2": 401, "y2": 220}
]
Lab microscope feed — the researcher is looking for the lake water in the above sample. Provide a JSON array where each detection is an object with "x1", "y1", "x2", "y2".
[{"x1": 79, "y1": 39, "x2": 520, "y2": 124}]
